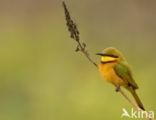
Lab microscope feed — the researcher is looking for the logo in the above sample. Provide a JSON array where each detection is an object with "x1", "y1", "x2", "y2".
[{"x1": 121, "y1": 108, "x2": 154, "y2": 119}]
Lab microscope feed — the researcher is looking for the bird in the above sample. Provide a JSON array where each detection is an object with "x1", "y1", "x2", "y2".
[{"x1": 96, "y1": 47, "x2": 145, "y2": 110}]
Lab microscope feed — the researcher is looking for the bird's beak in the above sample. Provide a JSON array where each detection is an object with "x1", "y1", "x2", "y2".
[{"x1": 96, "y1": 53, "x2": 105, "y2": 56}]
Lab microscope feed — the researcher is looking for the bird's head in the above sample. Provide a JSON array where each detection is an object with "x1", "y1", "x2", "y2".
[{"x1": 96, "y1": 47, "x2": 125, "y2": 63}]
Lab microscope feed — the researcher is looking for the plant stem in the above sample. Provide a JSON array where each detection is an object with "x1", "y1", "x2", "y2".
[{"x1": 62, "y1": 1, "x2": 154, "y2": 120}]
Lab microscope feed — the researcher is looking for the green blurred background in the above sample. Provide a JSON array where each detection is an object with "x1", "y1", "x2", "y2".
[{"x1": 0, "y1": 0, "x2": 156, "y2": 120}]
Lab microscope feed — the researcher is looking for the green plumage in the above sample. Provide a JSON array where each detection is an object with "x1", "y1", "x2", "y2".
[
  {"x1": 97, "y1": 47, "x2": 145, "y2": 110},
  {"x1": 114, "y1": 62, "x2": 145, "y2": 110},
  {"x1": 114, "y1": 62, "x2": 138, "y2": 89}
]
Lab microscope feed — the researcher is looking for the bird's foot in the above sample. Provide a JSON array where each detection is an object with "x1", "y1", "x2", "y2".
[{"x1": 115, "y1": 86, "x2": 120, "y2": 92}]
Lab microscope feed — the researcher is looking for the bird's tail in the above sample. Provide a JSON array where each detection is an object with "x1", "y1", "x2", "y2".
[{"x1": 129, "y1": 87, "x2": 145, "y2": 110}]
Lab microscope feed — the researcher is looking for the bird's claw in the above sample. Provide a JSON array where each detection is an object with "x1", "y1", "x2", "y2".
[{"x1": 115, "y1": 86, "x2": 120, "y2": 92}]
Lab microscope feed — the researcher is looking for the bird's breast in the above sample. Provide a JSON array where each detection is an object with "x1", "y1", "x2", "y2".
[{"x1": 98, "y1": 63, "x2": 125, "y2": 86}]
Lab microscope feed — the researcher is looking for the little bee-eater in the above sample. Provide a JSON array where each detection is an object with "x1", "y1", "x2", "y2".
[{"x1": 96, "y1": 47, "x2": 145, "y2": 110}]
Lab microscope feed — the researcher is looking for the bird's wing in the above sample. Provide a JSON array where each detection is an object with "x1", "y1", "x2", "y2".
[{"x1": 114, "y1": 62, "x2": 138, "y2": 89}]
